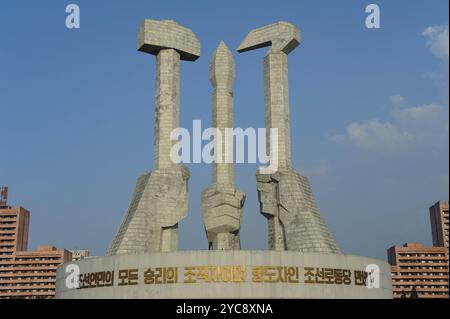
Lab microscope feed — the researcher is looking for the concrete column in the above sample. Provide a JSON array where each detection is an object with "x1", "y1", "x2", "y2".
[
  {"x1": 108, "y1": 19, "x2": 199, "y2": 255},
  {"x1": 239, "y1": 22, "x2": 340, "y2": 254},
  {"x1": 211, "y1": 41, "x2": 235, "y2": 186},
  {"x1": 160, "y1": 224, "x2": 178, "y2": 252},
  {"x1": 155, "y1": 49, "x2": 180, "y2": 170},
  {"x1": 268, "y1": 216, "x2": 285, "y2": 251},
  {"x1": 264, "y1": 52, "x2": 292, "y2": 170},
  {"x1": 201, "y1": 41, "x2": 245, "y2": 251}
]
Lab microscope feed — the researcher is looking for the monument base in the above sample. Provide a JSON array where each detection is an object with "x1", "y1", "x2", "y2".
[{"x1": 56, "y1": 250, "x2": 392, "y2": 299}]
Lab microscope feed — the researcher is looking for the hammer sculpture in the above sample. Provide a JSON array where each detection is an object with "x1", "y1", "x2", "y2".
[{"x1": 108, "y1": 20, "x2": 200, "y2": 255}]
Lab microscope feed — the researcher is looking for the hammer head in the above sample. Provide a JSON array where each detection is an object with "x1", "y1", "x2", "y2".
[
  {"x1": 237, "y1": 21, "x2": 300, "y2": 55},
  {"x1": 138, "y1": 19, "x2": 200, "y2": 61}
]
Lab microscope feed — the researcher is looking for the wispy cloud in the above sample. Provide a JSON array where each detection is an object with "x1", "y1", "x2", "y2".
[
  {"x1": 333, "y1": 100, "x2": 446, "y2": 153},
  {"x1": 332, "y1": 25, "x2": 449, "y2": 154},
  {"x1": 393, "y1": 103, "x2": 443, "y2": 122},
  {"x1": 344, "y1": 120, "x2": 414, "y2": 152},
  {"x1": 422, "y1": 25, "x2": 449, "y2": 62}
]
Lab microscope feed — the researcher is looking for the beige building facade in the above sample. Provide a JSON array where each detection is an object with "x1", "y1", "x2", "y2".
[
  {"x1": 388, "y1": 201, "x2": 449, "y2": 299},
  {"x1": 0, "y1": 199, "x2": 71, "y2": 299}
]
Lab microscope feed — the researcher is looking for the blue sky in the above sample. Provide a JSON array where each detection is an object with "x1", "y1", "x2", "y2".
[{"x1": 0, "y1": 0, "x2": 448, "y2": 261}]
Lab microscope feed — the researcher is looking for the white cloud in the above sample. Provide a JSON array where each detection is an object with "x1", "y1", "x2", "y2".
[
  {"x1": 334, "y1": 103, "x2": 445, "y2": 153},
  {"x1": 394, "y1": 103, "x2": 443, "y2": 122},
  {"x1": 333, "y1": 25, "x2": 449, "y2": 153},
  {"x1": 422, "y1": 25, "x2": 449, "y2": 62},
  {"x1": 344, "y1": 120, "x2": 413, "y2": 152}
]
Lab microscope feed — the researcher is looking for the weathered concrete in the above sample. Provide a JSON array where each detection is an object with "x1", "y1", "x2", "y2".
[
  {"x1": 257, "y1": 170, "x2": 340, "y2": 253},
  {"x1": 238, "y1": 22, "x2": 340, "y2": 253},
  {"x1": 138, "y1": 19, "x2": 200, "y2": 169},
  {"x1": 108, "y1": 20, "x2": 200, "y2": 255},
  {"x1": 56, "y1": 251, "x2": 393, "y2": 299},
  {"x1": 237, "y1": 21, "x2": 299, "y2": 171},
  {"x1": 202, "y1": 42, "x2": 245, "y2": 250},
  {"x1": 138, "y1": 19, "x2": 200, "y2": 61},
  {"x1": 108, "y1": 167, "x2": 190, "y2": 254}
]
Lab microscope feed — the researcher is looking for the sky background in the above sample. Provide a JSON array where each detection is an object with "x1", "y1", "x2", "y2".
[{"x1": 0, "y1": 0, "x2": 448, "y2": 261}]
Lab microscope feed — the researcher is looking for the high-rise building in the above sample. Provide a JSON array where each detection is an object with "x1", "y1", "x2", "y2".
[
  {"x1": 388, "y1": 243, "x2": 449, "y2": 299},
  {"x1": 0, "y1": 187, "x2": 72, "y2": 299},
  {"x1": 0, "y1": 206, "x2": 30, "y2": 258},
  {"x1": 430, "y1": 201, "x2": 449, "y2": 248},
  {"x1": 388, "y1": 201, "x2": 449, "y2": 299},
  {"x1": 1, "y1": 246, "x2": 72, "y2": 299}
]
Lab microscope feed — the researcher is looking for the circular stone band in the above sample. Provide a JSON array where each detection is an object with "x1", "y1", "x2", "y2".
[{"x1": 56, "y1": 250, "x2": 393, "y2": 299}]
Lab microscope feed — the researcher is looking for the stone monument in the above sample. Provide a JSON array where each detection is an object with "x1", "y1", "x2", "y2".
[
  {"x1": 55, "y1": 19, "x2": 392, "y2": 299},
  {"x1": 237, "y1": 22, "x2": 340, "y2": 253},
  {"x1": 108, "y1": 20, "x2": 200, "y2": 255},
  {"x1": 201, "y1": 41, "x2": 246, "y2": 250}
]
